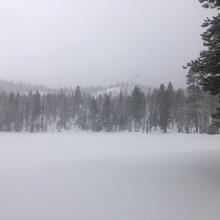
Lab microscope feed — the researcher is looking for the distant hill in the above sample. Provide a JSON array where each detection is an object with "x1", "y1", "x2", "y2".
[
  {"x1": 0, "y1": 79, "x2": 149, "y2": 96},
  {"x1": 0, "y1": 79, "x2": 57, "y2": 94}
]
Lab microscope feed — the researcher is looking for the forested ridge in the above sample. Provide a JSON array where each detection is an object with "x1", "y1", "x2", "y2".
[{"x1": 0, "y1": 82, "x2": 218, "y2": 133}]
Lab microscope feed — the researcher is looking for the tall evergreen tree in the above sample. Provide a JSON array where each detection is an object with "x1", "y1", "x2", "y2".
[
  {"x1": 199, "y1": 0, "x2": 220, "y2": 8},
  {"x1": 131, "y1": 86, "x2": 146, "y2": 132},
  {"x1": 186, "y1": 72, "x2": 203, "y2": 133},
  {"x1": 175, "y1": 89, "x2": 187, "y2": 133},
  {"x1": 6, "y1": 92, "x2": 16, "y2": 131},
  {"x1": 30, "y1": 90, "x2": 41, "y2": 132},
  {"x1": 148, "y1": 88, "x2": 159, "y2": 131},
  {"x1": 158, "y1": 84, "x2": 170, "y2": 133},
  {"x1": 116, "y1": 91, "x2": 127, "y2": 131},
  {"x1": 185, "y1": 0, "x2": 220, "y2": 128},
  {"x1": 14, "y1": 93, "x2": 23, "y2": 132},
  {"x1": 90, "y1": 97, "x2": 98, "y2": 131},
  {"x1": 167, "y1": 82, "x2": 175, "y2": 129},
  {"x1": 102, "y1": 94, "x2": 112, "y2": 132}
]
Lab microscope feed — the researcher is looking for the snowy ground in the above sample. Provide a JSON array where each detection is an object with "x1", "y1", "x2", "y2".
[{"x1": 0, "y1": 133, "x2": 220, "y2": 220}]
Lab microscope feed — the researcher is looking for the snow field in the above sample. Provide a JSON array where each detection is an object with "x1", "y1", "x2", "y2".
[{"x1": 0, "y1": 133, "x2": 220, "y2": 220}]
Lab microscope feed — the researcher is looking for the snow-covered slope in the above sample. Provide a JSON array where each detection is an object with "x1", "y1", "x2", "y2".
[
  {"x1": 0, "y1": 133, "x2": 220, "y2": 220},
  {"x1": 96, "y1": 87, "x2": 121, "y2": 97}
]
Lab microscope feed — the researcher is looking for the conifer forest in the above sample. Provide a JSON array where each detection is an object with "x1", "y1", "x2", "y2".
[{"x1": 0, "y1": 81, "x2": 218, "y2": 133}]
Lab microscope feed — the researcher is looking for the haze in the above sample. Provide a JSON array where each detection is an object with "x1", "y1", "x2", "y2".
[{"x1": 0, "y1": 0, "x2": 214, "y2": 88}]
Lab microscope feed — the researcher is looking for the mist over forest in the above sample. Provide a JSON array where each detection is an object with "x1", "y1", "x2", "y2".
[{"x1": 0, "y1": 79, "x2": 218, "y2": 134}]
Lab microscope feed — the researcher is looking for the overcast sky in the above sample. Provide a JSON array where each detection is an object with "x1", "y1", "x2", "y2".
[{"x1": 0, "y1": 0, "x2": 215, "y2": 88}]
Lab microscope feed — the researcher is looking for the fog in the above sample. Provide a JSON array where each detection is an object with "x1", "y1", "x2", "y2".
[{"x1": 0, "y1": 0, "x2": 215, "y2": 88}]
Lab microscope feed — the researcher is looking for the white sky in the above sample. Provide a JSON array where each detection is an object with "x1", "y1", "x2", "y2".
[{"x1": 0, "y1": 0, "x2": 215, "y2": 88}]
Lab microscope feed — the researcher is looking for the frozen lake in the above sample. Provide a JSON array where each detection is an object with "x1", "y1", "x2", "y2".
[{"x1": 0, "y1": 133, "x2": 220, "y2": 220}]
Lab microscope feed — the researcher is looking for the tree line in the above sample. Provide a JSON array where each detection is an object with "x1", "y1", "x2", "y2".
[{"x1": 0, "y1": 82, "x2": 218, "y2": 133}]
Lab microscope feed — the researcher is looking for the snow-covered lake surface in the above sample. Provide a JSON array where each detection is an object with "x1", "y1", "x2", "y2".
[{"x1": 0, "y1": 133, "x2": 220, "y2": 220}]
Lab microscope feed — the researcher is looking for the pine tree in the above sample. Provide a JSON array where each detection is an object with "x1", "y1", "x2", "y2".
[
  {"x1": 118, "y1": 91, "x2": 126, "y2": 131},
  {"x1": 158, "y1": 84, "x2": 170, "y2": 133},
  {"x1": 148, "y1": 88, "x2": 159, "y2": 131},
  {"x1": 24, "y1": 98, "x2": 31, "y2": 131},
  {"x1": 102, "y1": 94, "x2": 112, "y2": 132},
  {"x1": 75, "y1": 86, "x2": 82, "y2": 107},
  {"x1": 131, "y1": 86, "x2": 146, "y2": 132},
  {"x1": 186, "y1": 72, "x2": 203, "y2": 133},
  {"x1": 185, "y1": 0, "x2": 220, "y2": 128},
  {"x1": 175, "y1": 89, "x2": 187, "y2": 133},
  {"x1": 0, "y1": 91, "x2": 7, "y2": 130},
  {"x1": 6, "y1": 92, "x2": 16, "y2": 131},
  {"x1": 125, "y1": 95, "x2": 133, "y2": 132},
  {"x1": 14, "y1": 93, "x2": 23, "y2": 132},
  {"x1": 90, "y1": 97, "x2": 98, "y2": 131},
  {"x1": 30, "y1": 90, "x2": 41, "y2": 132},
  {"x1": 199, "y1": 0, "x2": 220, "y2": 8},
  {"x1": 167, "y1": 82, "x2": 175, "y2": 129}
]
